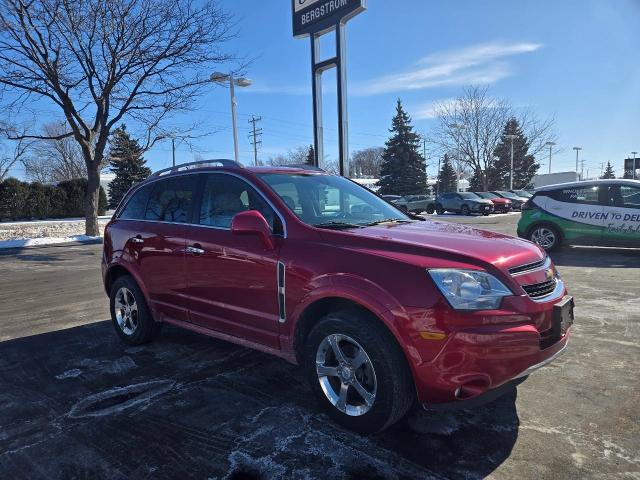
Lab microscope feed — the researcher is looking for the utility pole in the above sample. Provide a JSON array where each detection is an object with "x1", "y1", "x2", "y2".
[
  {"x1": 248, "y1": 115, "x2": 263, "y2": 166},
  {"x1": 573, "y1": 147, "x2": 582, "y2": 178},
  {"x1": 599, "y1": 162, "x2": 605, "y2": 177},
  {"x1": 172, "y1": 138, "x2": 176, "y2": 167},
  {"x1": 579, "y1": 159, "x2": 587, "y2": 180},
  {"x1": 505, "y1": 134, "x2": 518, "y2": 189},
  {"x1": 632, "y1": 151, "x2": 638, "y2": 180},
  {"x1": 545, "y1": 141, "x2": 556, "y2": 174}
]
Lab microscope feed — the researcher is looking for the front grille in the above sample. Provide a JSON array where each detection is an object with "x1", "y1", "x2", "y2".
[
  {"x1": 522, "y1": 278, "x2": 556, "y2": 298},
  {"x1": 509, "y1": 258, "x2": 546, "y2": 275}
]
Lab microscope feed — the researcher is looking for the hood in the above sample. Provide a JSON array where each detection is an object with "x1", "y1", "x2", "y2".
[
  {"x1": 325, "y1": 220, "x2": 544, "y2": 271},
  {"x1": 490, "y1": 198, "x2": 511, "y2": 204}
]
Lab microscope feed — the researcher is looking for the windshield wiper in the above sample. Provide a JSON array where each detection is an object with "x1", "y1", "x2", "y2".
[
  {"x1": 364, "y1": 218, "x2": 413, "y2": 226},
  {"x1": 314, "y1": 221, "x2": 364, "y2": 229}
]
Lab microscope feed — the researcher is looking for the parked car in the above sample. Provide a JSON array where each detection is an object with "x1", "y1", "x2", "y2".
[
  {"x1": 510, "y1": 189, "x2": 533, "y2": 199},
  {"x1": 474, "y1": 192, "x2": 513, "y2": 213},
  {"x1": 391, "y1": 194, "x2": 437, "y2": 214},
  {"x1": 518, "y1": 179, "x2": 640, "y2": 250},
  {"x1": 492, "y1": 191, "x2": 529, "y2": 210},
  {"x1": 381, "y1": 195, "x2": 401, "y2": 202},
  {"x1": 103, "y1": 160, "x2": 572, "y2": 433},
  {"x1": 435, "y1": 192, "x2": 494, "y2": 216}
]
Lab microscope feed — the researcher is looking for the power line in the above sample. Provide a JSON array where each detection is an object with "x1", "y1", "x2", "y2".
[{"x1": 248, "y1": 115, "x2": 263, "y2": 166}]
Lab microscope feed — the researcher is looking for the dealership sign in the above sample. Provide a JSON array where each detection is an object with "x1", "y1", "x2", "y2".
[{"x1": 292, "y1": 0, "x2": 366, "y2": 38}]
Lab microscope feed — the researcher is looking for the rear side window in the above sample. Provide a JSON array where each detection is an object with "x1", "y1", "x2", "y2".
[
  {"x1": 145, "y1": 175, "x2": 197, "y2": 223},
  {"x1": 119, "y1": 184, "x2": 152, "y2": 220}
]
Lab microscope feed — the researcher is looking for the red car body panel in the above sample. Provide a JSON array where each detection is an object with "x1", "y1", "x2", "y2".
[{"x1": 102, "y1": 166, "x2": 571, "y2": 406}]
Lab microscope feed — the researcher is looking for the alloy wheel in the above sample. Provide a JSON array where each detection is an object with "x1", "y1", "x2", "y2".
[
  {"x1": 531, "y1": 227, "x2": 556, "y2": 250},
  {"x1": 114, "y1": 287, "x2": 139, "y2": 335},
  {"x1": 315, "y1": 334, "x2": 377, "y2": 416}
]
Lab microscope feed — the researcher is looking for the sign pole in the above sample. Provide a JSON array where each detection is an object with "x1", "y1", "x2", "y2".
[
  {"x1": 336, "y1": 22, "x2": 349, "y2": 177},
  {"x1": 310, "y1": 33, "x2": 324, "y2": 169}
]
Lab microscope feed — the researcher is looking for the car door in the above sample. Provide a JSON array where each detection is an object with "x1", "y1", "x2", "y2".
[
  {"x1": 603, "y1": 183, "x2": 640, "y2": 246},
  {"x1": 128, "y1": 175, "x2": 198, "y2": 323},
  {"x1": 440, "y1": 193, "x2": 453, "y2": 211},
  {"x1": 184, "y1": 173, "x2": 283, "y2": 349},
  {"x1": 547, "y1": 185, "x2": 604, "y2": 244}
]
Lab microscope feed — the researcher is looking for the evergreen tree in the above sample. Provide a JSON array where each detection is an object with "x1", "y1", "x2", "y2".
[
  {"x1": 377, "y1": 100, "x2": 427, "y2": 195},
  {"x1": 469, "y1": 168, "x2": 486, "y2": 191},
  {"x1": 601, "y1": 161, "x2": 615, "y2": 179},
  {"x1": 108, "y1": 125, "x2": 151, "y2": 208},
  {"x1": 305, "y1": 145, "x2": 315, "y2": 165},
  {"x1": 437, "y1": 154, "x2": 457, "y2": 194},
  {"x1": 491, "y1": 118, "x2": 539, "y2": 189}
]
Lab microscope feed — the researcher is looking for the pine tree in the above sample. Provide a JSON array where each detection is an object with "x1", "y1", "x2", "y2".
[
  {"x1": 107, "y1": 125, "x2": 151, "y2": 208},
  {"x1": 491, "y1": 118, "x2": 539, "y2": 189},
  {"x1": 437, "y1": 154, "x2": 457, "y2": 194},
  {"x1": 601, "y1": 161, "x2": 615, "y2": 179},
  {"x1": 305, "y1": 145, "x2": 315, "y2": 165},
  {"x1": 377, "y1": 99, "x2": 427, "y2": 195}
]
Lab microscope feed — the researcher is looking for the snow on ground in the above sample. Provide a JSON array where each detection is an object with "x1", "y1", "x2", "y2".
[{"x1": 0, "y1": 217, "x2": 110, "y2": 247}]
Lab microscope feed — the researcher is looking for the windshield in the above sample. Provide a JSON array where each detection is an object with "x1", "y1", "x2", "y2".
[
  {"x1": 258, "y1": 173, "x2": 411, "y2": 227},
  {"x1": 512, "y1": 190, "x2": 532, "y2": 198},
  {"x1": 475, "y1": 192, "x2": 499, "y2": 199},
  {"x1": 459, "y1": 192, "x2": 481, "y2": 200},
  {"x1": 495, "y1": 191, "x2": 518, "y2": 199}
]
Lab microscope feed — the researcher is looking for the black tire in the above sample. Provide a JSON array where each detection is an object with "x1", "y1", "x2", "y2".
[
  {"x1": 483, "y1": 211, "x2": 490, "y2": 216},
  {"x1": 426, "y1": 204, "x2": 435, "y2": 215},
  {"x1": 109, "y1": 275, "x2": 162, "y2": 345},
  {"x1": 461, "y1": 204, "x2": 470, "y2": 216},
  {"x1": 303, "y1": 309, "x2": 415, "y2": 433},
  {"x1": 527, "y1": 223, "x2": 562, "y2": 251},
  {"x1": 435, "y1": 204, "x2": 444, "y2": 215}
]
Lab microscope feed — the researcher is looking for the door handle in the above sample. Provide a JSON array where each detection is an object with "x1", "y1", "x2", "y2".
[
  {"x1": 186, "y1": 245, "x2": 205, "y2": 255},
  {"x1": 131, "y1": 235, "x2": 144, "y2": 244}
]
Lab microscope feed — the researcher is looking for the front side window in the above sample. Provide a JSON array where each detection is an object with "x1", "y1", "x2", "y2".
[
  {"x1": 459, "y1": 192, "x2": 480, "y2": 200},
  {"x1": 145, "y1": 175, "x2": 197, "y2": 223},
  {"x1": 258, "y1": 173, "x2": 410, "y2": 227},
  {"x1": 619, "y1": 185, "x2": 640, "y2": 209},
  {"x1": 199, "y1": 174, "x2": 278, "y2": 231}
]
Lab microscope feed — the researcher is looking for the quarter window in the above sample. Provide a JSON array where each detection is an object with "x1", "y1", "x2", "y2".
[
  {"x1": 144, "y1": 176, "x2": 197, "y2": 223},
  {"x1": 119, "y1": 184, "x2": 152, "y2": 220},
  {"x1": 554, "y1": 186, "x2": 600, "y2": 205}
]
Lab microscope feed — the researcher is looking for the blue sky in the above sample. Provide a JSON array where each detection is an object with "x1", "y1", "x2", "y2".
[{"x1": 8, "y1": 0, "x2": 640, "y2": 179}]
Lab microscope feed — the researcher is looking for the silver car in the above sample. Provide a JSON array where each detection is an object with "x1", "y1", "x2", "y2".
[{"x1": 436, "y1": 192, "x2": 494, "y2": 216}]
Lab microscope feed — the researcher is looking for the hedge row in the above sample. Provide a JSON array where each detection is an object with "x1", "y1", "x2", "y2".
[{"x1": 0, "y1": 177, "x2": 107, "y2": 221}]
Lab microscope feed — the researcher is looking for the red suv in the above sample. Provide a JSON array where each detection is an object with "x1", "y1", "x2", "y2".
[{"x1": 102, "y1": 160, "x2": 573, "y2": 432}]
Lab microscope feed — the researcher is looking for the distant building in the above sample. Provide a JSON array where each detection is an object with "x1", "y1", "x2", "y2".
[
  {"x1": 100, "y1": 173, "x2": 115, "y2": 199},
  {"x1": 532, "y1": 171, "x2": 579, "y2": 188}
]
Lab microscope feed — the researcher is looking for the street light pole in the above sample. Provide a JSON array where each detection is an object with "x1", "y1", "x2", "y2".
[
  {"x1": 505, "y1": 134, "x2": 518, "y2": 190},
  {"x1": 210, "y1": 72, "x2": 252, "y2": 164},
  {"x1": 545, "y1": 141, "x2": 556, "y2": 174},
  {"x1": 632, "y1": 151, "x2": 638, "y2": 180},
  {"x1": 573, "y1": 146, "x2": 582, "y2": 178},
  {"x1": 451, "y1": 123, "x2": 465, "y2": 192}
]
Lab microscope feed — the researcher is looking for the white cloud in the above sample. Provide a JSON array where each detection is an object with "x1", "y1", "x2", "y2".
[
  {"x1": 413, "y1": 98, "x2": 457, "y2": 120},
  {"x1": 356, "y1": 41, "x2": 542, "y2": 96}
]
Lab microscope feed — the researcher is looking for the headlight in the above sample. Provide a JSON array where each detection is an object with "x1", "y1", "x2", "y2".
[{"x1": 428, "y1": 269, "x2": 512, "y2": 310}]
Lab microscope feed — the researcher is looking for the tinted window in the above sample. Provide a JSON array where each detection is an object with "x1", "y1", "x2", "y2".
[
  {"x1": 199, "y1": 174, "x2": 277, "y2": 231},
  {"x1": 552, "y1": 185, "x2": 600, "y2": 205},
  {"x1": 459, "y1": 192, "x2": 479, "y2": 199},
  {"x1": 119, "y1": 184, "x2": 152, "y2": 220},
  {"x1": 144, "y1": 176, "x2": 197, "y2": 223},
  {"x1": 620, "y1": 185, "x2": 640, "y2": 209}
]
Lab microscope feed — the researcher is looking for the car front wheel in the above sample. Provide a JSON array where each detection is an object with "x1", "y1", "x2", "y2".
[
  {"x1": 461, "y1": 204, "x2": 470, "y2": 216},
  {"x1": 303, "y1": 310, "x2": 414, "y2": 433},
  {"x1": 426, "y1": 204, "x2": 435, "y2": 214},
  {"x1": 528, "y1": 224, "x2": 561, "y2": 251}
]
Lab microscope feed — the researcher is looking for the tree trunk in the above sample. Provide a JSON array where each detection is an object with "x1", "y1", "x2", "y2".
[{"x1": 85, "y1": 164, "x2": 101, "y2": 236}]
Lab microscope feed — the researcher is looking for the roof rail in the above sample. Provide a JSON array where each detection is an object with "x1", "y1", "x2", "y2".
[
  {"x1": 281, "y1": 163, "x2": 325, "y2": 172},
  {"x1": 150, "y1": 159, "x2": 242, "y2": 178}
]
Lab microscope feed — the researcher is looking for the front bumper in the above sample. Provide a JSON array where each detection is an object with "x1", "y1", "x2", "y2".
[{"x1": 471, "y1": 203, "x2": 494, "y2": 213}]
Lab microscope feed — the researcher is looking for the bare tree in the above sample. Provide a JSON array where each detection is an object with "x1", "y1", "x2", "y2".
[
  {"x1": 23, "y1": 122, "x2": 90, "y2": 183},
  {"x1": 0, "y1": 135, "x2": 31, "y2": 181},
  {"x1": 429, "y1": 86, "x2": 555, "y2": 190},
  {"x1": 268, "y1": 146, "x2": 310, "y2": 166},
  {"x1": 350, "y1": 147, "x2": 384, "y2": 178},
  {"x1": 0, "y1": 0, "x2": 236, "y2": 235}
]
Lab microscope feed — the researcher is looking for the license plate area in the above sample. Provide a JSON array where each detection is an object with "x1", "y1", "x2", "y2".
[{"x1": 553, "y1": 295, "x2": 574, "y2": 335}]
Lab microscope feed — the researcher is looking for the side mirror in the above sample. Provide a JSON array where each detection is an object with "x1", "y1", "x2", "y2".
[{"x1": 231, "y1": 210, "x2": 275, "y2": 250}]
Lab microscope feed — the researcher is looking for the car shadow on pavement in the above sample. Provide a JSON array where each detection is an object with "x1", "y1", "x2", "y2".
[
  {"x1": 550, "y1": 246, "x2": 640, "y2": 268},
  {"x1": 0, "y1": 321, "x2": 519, "y2": 480}
]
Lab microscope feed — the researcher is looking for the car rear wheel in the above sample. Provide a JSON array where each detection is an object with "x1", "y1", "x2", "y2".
[
  {"x1": 110, "y1": 275, "x2": 162, "y2": 345},
  {"x1": 461, "y1": 204, "x2": 470, "y2": 216},
  {"x1": 303, "y1": 310, "x2": 414, "y2": 433},
  {"x1": 528, "y1": 224, "x2": 561, "y2": 251},
  {"x1": 435, "y1": 204, "x2": 444, "y2": 215},
  {"x1": 426, "y1": 204, "x2": 435, "y2": 214}
]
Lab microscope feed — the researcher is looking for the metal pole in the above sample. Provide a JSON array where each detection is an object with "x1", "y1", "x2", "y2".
[
  {"x1": 548, "y1": 144, "x2": 552, "y2": 174},
  {"x1": 310, "y1": 34, "x2": 323, "y2": 169},
  {"x1": 172, "y1": 138, "x2": 176, "y2": 167},
  {"x1": 509, "y1": 137, "x2": 514, "y2": 190},
  {"x1": 229, "y1": 74, "x2": 240, "y2": 164},
  {"x1": 633, "y1": 152, "x2": 638, "y2": 180},
  {"x1": 336, "y1": 22, "x2": 349, "y2": 177},
  {"x1": 436, "y1": 157, "x2": 441, "y2": 197}
]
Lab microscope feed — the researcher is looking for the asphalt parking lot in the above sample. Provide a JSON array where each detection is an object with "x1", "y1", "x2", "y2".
[{"x1": 0, "y1": 214, "x2": 638, "y2": 479}]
